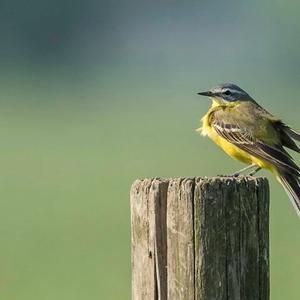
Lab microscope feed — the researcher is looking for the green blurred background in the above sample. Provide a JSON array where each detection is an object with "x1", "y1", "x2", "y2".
[{"x1": 1, "y1": 0, "x2": 300, "y2": 299}]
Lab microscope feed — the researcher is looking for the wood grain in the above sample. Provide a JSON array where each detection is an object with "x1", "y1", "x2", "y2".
[
  {"x1": 167, "y1": 178, "x2": 195, "y2": 299},
  {"x1": 131, "y1": 177, "x2": 269, "y2": 300}
]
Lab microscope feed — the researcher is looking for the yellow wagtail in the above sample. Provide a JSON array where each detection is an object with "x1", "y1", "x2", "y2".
[{"x1": 198, "y1": 83, "x2": 300, "y2": 216}]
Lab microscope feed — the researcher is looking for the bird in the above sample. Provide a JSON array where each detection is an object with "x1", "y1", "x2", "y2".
[{"x1": 197, "y1": 83, "x2": 300, "y2": 217}]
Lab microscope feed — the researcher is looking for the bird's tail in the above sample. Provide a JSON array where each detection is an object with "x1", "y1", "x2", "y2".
[{"x1": 277, "y1": 172, "x2": 300, "y2": 217}]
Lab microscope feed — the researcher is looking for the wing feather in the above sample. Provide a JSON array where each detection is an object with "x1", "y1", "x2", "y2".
[{"x1": 212, "y1": 120, "x2": 300, "y2": 176}]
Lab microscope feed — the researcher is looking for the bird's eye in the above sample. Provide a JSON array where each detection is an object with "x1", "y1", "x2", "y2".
[{"x1": 224, "y1": 90, "x2": 231, "y2": 96}]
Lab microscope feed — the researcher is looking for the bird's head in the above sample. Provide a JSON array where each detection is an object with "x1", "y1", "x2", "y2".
[{"x1": 198, "y1": 83, "x2": 253, "y2": 105}]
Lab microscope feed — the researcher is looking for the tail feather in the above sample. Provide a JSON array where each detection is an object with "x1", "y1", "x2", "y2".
[{"x1": 278, "y1": 173, "x2": 300, "y2": 217}]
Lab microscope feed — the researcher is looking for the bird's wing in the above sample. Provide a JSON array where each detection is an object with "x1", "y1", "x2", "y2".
[
  {"x1": 248, "y1": 105, "x2": 300, "y2": 152},
  {"x1": 212, "y1": 116, "x2": 300, "y2": 176}
]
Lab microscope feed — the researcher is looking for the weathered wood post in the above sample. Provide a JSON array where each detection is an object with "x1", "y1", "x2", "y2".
[{"x1": 131, "y1": 176, "x2": 269, "y2": 300}]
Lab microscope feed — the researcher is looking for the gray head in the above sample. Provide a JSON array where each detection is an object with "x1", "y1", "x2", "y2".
[{"x1": 198, "y1": 83, "x2": 253, "y2": 102}]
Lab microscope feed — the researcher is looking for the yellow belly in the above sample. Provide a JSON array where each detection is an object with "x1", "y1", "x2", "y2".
[{"x1": 200, "y1": 122, "x2": 274, "y2": 172}]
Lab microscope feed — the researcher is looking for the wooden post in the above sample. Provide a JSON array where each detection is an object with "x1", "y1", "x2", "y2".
[{"x1": 130, "y1": 177, "x2": 269, "y2": 300}]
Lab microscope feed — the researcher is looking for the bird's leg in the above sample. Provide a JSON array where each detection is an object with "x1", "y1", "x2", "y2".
[
  {"x1": 231, "y1": 164, "x2": 258, "y2": 177},
  {"x1": 249, "y1": 167, "x2": 262, "y2": 176}
]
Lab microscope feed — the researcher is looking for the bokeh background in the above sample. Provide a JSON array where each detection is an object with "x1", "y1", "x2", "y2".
[{"x1": 1, "y1": 0, "x2": 300, "y2": 299}]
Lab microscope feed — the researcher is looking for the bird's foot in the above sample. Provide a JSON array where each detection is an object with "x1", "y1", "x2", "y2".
[{"x1": 249, "y1": 167, "x2": 262, "y2": 176}]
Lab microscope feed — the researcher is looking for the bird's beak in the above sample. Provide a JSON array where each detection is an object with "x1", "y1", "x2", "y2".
[{"x1": 197, "y1": 91, "x2": 212, "y2": 97}]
